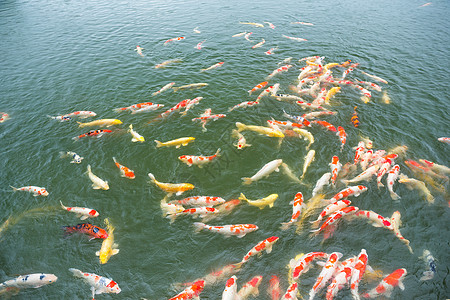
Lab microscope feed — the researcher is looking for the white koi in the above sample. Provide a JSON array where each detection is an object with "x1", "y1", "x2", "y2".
[
  {"x1": 222, "y1": 276, "x2": 238, "y2": 300},
  {"x1": 282, "y1": 34, "x2": 307, "y2": 42},
  {"x1": 300, "y1": 150, "x2": 315, "y2": 180},
  {"x1": 387, "y1": 165, "x2": 401, "y2": 200},
  {"x1": 252, "y1": 38, "x2": 265, "y2": 49},
  {"x1": 241, "y1": 159, "x2": 283, "y2": 185},
  {"x1": 312, "y1": 172, "x2": 331, "y2": 197},
  {"x1": 0, "y1": 273, "x2": 57, "y2": 290},
  {"x1": 152, "y1": 82, "x2": 175, "y2": 96},
  {"x1": 60, "y1": 201, "x2": 99, "y2": 220},
  {"x1": 354, "y1": 209, "x2": 393, "y2": 230},
  {"x1": 86, "y1": 165, "x2": 109, "y2": 190},
  {"x1": 128, "y1": 124, "x2": 144, "y2": 142}
]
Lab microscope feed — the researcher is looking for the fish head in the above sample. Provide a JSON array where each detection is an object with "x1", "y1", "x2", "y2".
[
  {"x1": 114, "y1": 120, "x2": 123, "y2": 125},
  {"x1": 42, "y1": 274, "x2": 58, "y2": 285},
  {"x1": 267, "y1": 236, "x2": 279, "y2": 243},
  {"x1": 125, "y1": 171, "x2": 135, "y2": 179},
  {"x1": 93, "y1": 227, "x2": 109, "y2": 239},
  {"x1": 89, "y1": 210, "x2": 100, "y2": 218},
  {"x1": 106, "y1": 280, "x2": 121, "y2": 293},
  {"x1": 41, "y1": 189, "x2": 49, "y2": 196}
]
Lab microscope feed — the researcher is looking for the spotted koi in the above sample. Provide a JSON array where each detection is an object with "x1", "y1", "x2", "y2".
[
  {"x1": 355, "y1": 209, "x2": 393, "y2": 230},
  {"x1": 362, "y1": 268, "x2": 407, "y2": 298},
  {"x1": 63, "y1": 223, "x2": 108, "y2": 240},
  {"x1": 10, "y1": 185, "x2": 48, "y2": 197},
  {"x1": 193, "y1": 222, "x2": 258, "y2": 238},
  {"x1": 281, "y1": 192, "x2": 304, "y2": 230},
  {"x1": 240, "y1": 236, "x2": 279, "y2": 264}
]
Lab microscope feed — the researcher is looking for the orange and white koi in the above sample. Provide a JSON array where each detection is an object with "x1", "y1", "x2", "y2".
[
  {"x1": 310, "y1": 200, "x2": 351, "y2": 228},
  {"x1": 309, "y1": 252, "x2": 343, "y2": 300},
  {"x1": 10, "y1": 185, "x2": 49, "y2": 197},
  {"x1": 360, "y1": 150, "x2": 373, "y2": 171},
  {"x1": 336, "y1": 126, "x2": 347, "y2": 151},
  {"x1": 202, "y1": 199, "x2": 241, "y2": 223},
  {"x1": 69, "y1": 268, "x2": 121, "y2": 298},
  {"x1": 231, "y1": 130, "x2": 252, "y2": 150},
  {"x1": 50, "y1": 111, "x2": 97, "y2": 121},
  {"x1": 222, "y1": 276, "x2": 238, "y2": 300},
  {"x1": 296, "y1": 101, "x2": 328, "y2": 110},
  {"x1": 264, "y1": 21, "x2": 275, "y2": 29},
  {"x1": 159, "y1": 99, "x2": 191, "y2": 118},
  {"x1": 438, "y1": 137, "x2": 450, "y2": 144},
  {"x1": 193, "y1": 222, "x2": 258, "y2": 238},
  {"x1": 342, "y1": 165, "x2": 379, "y2": 185},
  {"x1": 180, "y1": 96, "x2": 203, "y2": 116},
  {"x1": 376, "y1": 158, "x2": 395, "y2": 187},
  {"x1": 240, "y1": 236, "x2": 279, "y2": 264},
  {"x1": 169, "y1": 280, "x2": 204, "y2": 300},
  {"x1": 192, "y1": 110, "x2": 226, "y2": 132},
  {"x1": 312, "y1": 172, "x2": 331, "y2": 197},
  {"x1": 154, "y1": 137, "x2": 195, "y2": 148},
  {"x1": 266, "y1": 64, "x2": 293, "y2": 80},
  {"x1": 256, "y1": 85, "x2": 274, "y2": 102},
  {"x1": 228, "y1": 101, "x2": 259, "y2": 112},
  {"x1": 281, "y1": 282, "x2": 298, "y2": 299},
  {"x1": 386, "y1": 165, "x2": 401, "y2": 200},
  {"x1": 282, "y1": 34, "x2": 307, "y2": 42},
  {"x1": 267, "y1": 119, "x2": 303, "y2": 131},
  {"x1": 358, "y1": 80, "x2": 382, "y2": 92},
  {"x1": 362, "y1": 268, "x2": 406, "y2": 298},
  {"x1": 147, "y1": 172, "x2": 194, "y2": 196},
  {"x1": 169, "y1": 196, "x2": 225, "y2": 207},
  {"x1": 360, "y1": 71, "x2": 388, "y2": 84},
  {"x1": 152, "y1": 82, "x2": 176, "y2": 96},
  {"x1": 329, "y1": 156, "x2": 342, "y2": 186},
  {"x1": 201, "y1": 61, "x2": 224, "y2": 72},
  {"x1": 168, "y1": 207, "x2": 218, "y2": 223},
  {"x1": 248, "y1": 81, "x2": 269, "y2": 95},
  {"x1": 135, "y1": 45, "x2": 144, "y2": 56},
  {"x1": 265, "y1": 47, "x2": 277, "y2": 55},
  {"x1": 328, "y1": 185, "x2": 368, "y2": 203},
  {"x1": 367, "y1": 150, "x2": 387, "y2": 167},
  {"x1": 178, "y1": 149, "x2": 220, "y2": 168},
  {"x1": 268, "y1": 275, "x2": 281, "y2": 300},
  {"x1": 155, "y1": 58, "x2": 182, "y2": 69},
  {"x1": 237, "y1": 276, "x2": 263, "y2": 299},
  {"x1": 314, "y1": 120, "x2": 337, "y2": 132},
  {"x1": 326, "y1": 266, "x2": 352, "y2": 300},
  {"x1": 112, "y1": 157, "x2": 135, "y2": 179},
  {"x1": 60, "y1": 201, "x2": 99, "y2": 220},
  {"x1": 244, "y1": 32, "x2": 253, "y2": 41},
  {"x1": 235, "y1": 122, "x2": 285, "y2": 138},
  {"x1": 252, "y1": 38, "x2": 265, "y2": 49},
  {"x1": 164, "y1": 36, "x2": 185, "y2": 45},
  {"x1": 194, "y1": 39, "x2": 206, "y2": 50},
  {"x1": 290, "y1": 252, "x2": 329, "y2": 281},
  {"x1": 311, "y1": 206, "x2": 359, "y2": 234},
  {"x1": 353, "y1": 141, "x2": 366, "y2": 165},
  {"x1": 312, "y1": 88, "x2": 327, "y2": 106},
  {"x1": 349, "y1": 249, "x2": 369, "y2": 300},
  {"x1": 132, "y1": 103, "x2": 165, "y2": 114},
  {"x1": 281, "y1": 192, "x2": 304, "y2": 230},
  {"x1": 390, "y1": 211, "x2": 413, "y2": 253},
  {"x1": 113, "y1": 102, "x2": 154, "y2": 112},
  {"x1": 355, "y1": 209, "x2": 393, "y2": 230},
  {"x1": 0, "y1": 112, "x2": 9, "y2": 123}
]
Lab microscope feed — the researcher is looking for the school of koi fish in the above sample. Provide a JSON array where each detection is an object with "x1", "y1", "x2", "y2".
[{"x1": 1, "y1": 16, "x2": 448, "y2": 300}]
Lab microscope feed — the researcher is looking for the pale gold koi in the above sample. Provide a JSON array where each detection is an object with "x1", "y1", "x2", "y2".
[
  {"x1": 77, "y1": 119, "x2": 122, "y2": 128},
  {"x1": 148, "y1": 172, "x2": 194, "y2": 196},
  {"x1": 154, "y1": 137, "x2": 195, "y2": 148},
  {"x1": 239, "y1": 193, "x2": 278, "y2": 209}
]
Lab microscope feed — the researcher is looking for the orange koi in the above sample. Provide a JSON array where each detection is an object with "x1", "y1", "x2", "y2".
[
  {"x1": 164, "y1": 36, "x2": 185, "y2": 45},
  {"x1": 248, "y1": 81, "x2": 268, "y2": 95},
  {"x1": 351, "y1": 106, "x2": 360, "y2": 127},
  {"x1": 112, "y1": 157, "x2": 135, "y2": 179}
]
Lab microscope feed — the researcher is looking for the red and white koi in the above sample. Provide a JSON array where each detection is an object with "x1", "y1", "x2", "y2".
[
  {"x1": 310, "y1": 200, "x2": 351, "y2": 228},
  {"x1": 312, "y1": 172, "x2": 331, "y2": 197},
  {"x1": 353, "y1": 141, "x2": 366, "y2": 165},
  {"x1": 281, "y1": 192, "x2": 304, "y2": 230},
  {"x1": 202, "y1": 199, "x2": 241, "y2": 222},
  {"x1": 390, "y1": 211, "x2": 413, "y2": 253},
  {"x1": 267, "y1": 64, "x2": 292, "y2": 80},
  {"x1": 264, "y1": 21, "x2": 275, "y2": 29},
  {"x1": 290, "y1": 252, "x2": 328, "y2": 281},
  {"x1": 240, "y1": 236, "x2": 279, "y2": 264},
  {"x1": 309, "y1": 252, "x2": 343, "y2": 300},
  {"x1": 69, "y1": 268, "x2": 121, "y2": 298},
  {"x1": 228, "y1": 101, "x2": 259, "y2": 112},
  {"x1": 419, "y1": 159, "x2": 450, "y2": 174},
  {"x1": 60, "y1": 201, "x2": 99, "y2": 220},
  {"x1": 296, "y1": 101, "x2": 328, "y2": 111},
  {"x1": 169, "y1": 280, "x2": 204, "y2": 300},
  {"x1": 50, "y1": 111, "x2": 97, "y2": 121},
  {"x1": 193, "y1": 222, "x2": 258, "y2": 238},
  {"x1": 232, "y1": 31, "x2": 247, "y2": 37},
  {"x1": 312, "y1": 88, "x2": 327, "y2": 106},
  {"x1": 256, "y1": 85, "x2": 274, "y2": 102},
  {"x1": 282, "y1": 282, "x2": 298, "y2": 299},
  {"x1": 360, "y1": 71, "x2": 388, "y2": 84},
  {"x1": 180, "y1": 97, "x2": 203, "y2": 116},
  {"x1": 169, "y1": 196, "x2": 225, "y2": 207},
  {"x1": 114, "y1": 102, "x2": 154, "y2": 112},
  {"x1": 326, "y1": 266, "x2": 352, "y2": 300},
  {"x1": 355, "y1": 209, "x2": 393, "y2": 230},
  {"x1": 164, "y1": 36, "x2": 185, "y2": 45},
  {"x1": 360, "y1": 150, "x2": 373, "y2": 171},
  {"x1": 195, "y1": 39, "x2": 206, "y2": 50},
  {"x1": 222, "y1": 276, "x2": 238, "y2": 300},
  {"x1": 159, "y1": 99, "x2": 191, "y2": 118},
  {"x1": 252, "y1": 38, "x2": 266, "y2": 49},
  {"x1": 244, "y1": 32, "x2": 253, "y2": 42},
  {"x1": 192, "y1": 110, "x2": 226, "y2": 132},
  {"x1": 167, "y1": 207, "x2": 218, "y2": 223},
  {"x1": 135, "y1": 45, "x2": 144, "y2": 56},
  {"x1": 282, "y1": 34, "x2": 307, "y2": 42},
  {"x1": 201, "y1": 61, "x2": 224, "y2": 72},
  {"x1": 267, "y1": 119, "x2": 303, "y2": 131},
  {"x1": 248, "y1": 81, "x2": 268, "y2": 95},
  {"x1": 376, "y1": 158, "x2": 395, "y2": 187},
  {"x1": 362, "y1": 268, "x2": 406, "y2": 298},
  {"x1": 328, "y1": 185, "x2": 368, "y2": 203},
  {"x1": 265, "y1": 47, "x2": 277, "y2": 55},
  {"x1": 313, "y1": 120, "x2": 337, "y2": 132},
  {"x1": 438, "y1": 137, "x2": 450, "y2": 144},
  {"x1": 152, "y1": 82, "x2": 176, "y2": 96},
  {"x1": 386, "y1": 165, "x2": 401, "y2": 200},
  {"x1": 311, "y1": 206, "x2": 359, "y2": 234},
  {"x1": 232, "y1": 129, "x2": 252, "y2": 150},
  {"x1": 0, "y1": 112, "x2": 9, "y2": 123},
  {"x1": 268, "y1": 276, "x2": 281, "y2": 300},
  {"x1": 10, "y1": 185, "x2": 48, "y2": 197},
  {"x1": 330, "y1": 156, "x2": 342, "y2": 186},
  {"x1": 342, "y1": 165, "x2": 379, "y2": 185},
  {"x1": 350, "y1": 249, "x2": 369, "y2": 300},
  {"x1": 336, "y1": 126, "x2": 347, "y2": 151},
  {"x1": 358, "y1": 80, "x2": 382, "y2": 92},
  {"x1": 237, "y1": 276, "x2": 263, "y2": 299},
  {"x1": 178, "y1": 149, "x2": 220, "y2": 168},
  {"x1": 112, "y1": 157, "x2": 135, "y2": 179},
  {"x1": 367, "y1": 150, "x2": 387, "y2": 167},
  {"x1": 72, "y1": 129, "x2": 112, "y2": 141}
]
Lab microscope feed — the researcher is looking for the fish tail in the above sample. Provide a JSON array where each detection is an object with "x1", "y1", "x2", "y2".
[
  {"x1": 390, "y1": 191, "x2": 400, "y2": 200},
  {"x1": 214, "y1": 148, "x2": 221, "y2": 157},
  {"x1": 10, "y1": 186, "x2": 18, "y2": 192},
  {"x1": 128, "y1": 124, "x2": 133, "y2": 132},
  {"x1": 86, "y1": 164, "x2": 91, "y2": 174},
  {"x1": 154, "y1": 140, "x2": 163, "y2": 148},
  {"x1": 77, "y1": 122, "x2": 84, "y2": 128},
  {"x1": 238, "y1": 193, "x2": 248, "y2": 202},
  {"x1": 241, "y1": 177, "x2": 252, "y2": 185},
  {"x1": 60, "y1": 200, "x2": 68, "y2": 210},
  {"x1": 192, "y1": 222, "x2": 205, "y2": 232},
  {"x1": 309, "y1": 219, "x2": 321, "y2": 229},
  {"x1": 148, "y1": 172, "x2": 156, "y2": 183},
  {"x1": 420, "y1": 271, "x2": 434, "y2": 281},
  {"x1": 280, "y1": 222, "x2": 292, "y2": 231},
  {"x1": 340, "y1": 179, "x2": 349, "y2": 185},
  {"x1": 72, "y1": 136, "x2": 80, "y2": 141},
  {"x1": 59, "y1": 151, "x2": 69, "y2": 159},
  {"x1": 113, "y1": 108, "x2": 123, "y2": 113},
  {"x1": 172, "y1": 87, "x2": 179, "y2": 92},
  {"x1": 69, "y1": 268, "x2": 84, "y2": 278},
  {"x1": 112, "y1": 157, "x2": 118, "y2": 164}
]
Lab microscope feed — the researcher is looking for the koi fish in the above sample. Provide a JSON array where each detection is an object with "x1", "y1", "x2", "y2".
[
  {"x1": 282, "y1": 34, "x2": 307, "y2": 42},
  {"x1": 231, "y1": 130, "x2": 252, "y2": 150},
  {"x1": 360, "y1": 71, "x2": 388, "y2": 84},
  {"x1": 10, "y1": 185, "x2": 48, "y2": 197},
  {"x1": 239, "y1": 21, "x2": 264, "y2": 27},
  {"x1": 148, "y1": 172, "x2": 194, "y2": 196},
  {"x1": 135, "y1": 45, "x2": 144, "y2": 56},
  {"x1": 353, "y1": 141, "x2": 366, "y2": 165},
  {"x1": 152, "y1": 82, "x2": 176, "y2": 96},
  {"x1": 328, "y1": 185, "x2": 368, "y2": 203},
  {"x1": 50, "y1": 111, "x2": 97, "y2": 121},
  {"x1": 77, "y1": 119, "x2": 122, "y2": 128},
  {"x1": 268, "y1": 275, "x2": 281, "y2": 300},
  {"x1": 390, "y1": 211, "x2": 413, "y2": 253},
  {"x1": 265, "y1": 47, "x2": 277, "y2": 55},
  {"x1": 281, "y1": 162, "x2": 302, "y2": 184},
  {"x1": 300, "y1": 149, "x2": 315, "y2": 180},
  {"x1": 326, "y1": 266, "x2": 352, "y2": 300},
  {"x1": 330, "y1": 156, "x2": 342, "y2": 186},
  {"x1": 313, "y1": 120, "x2": 337, "y2": 132},
  {"x1": 437, "y1": 137, "x2": 450, "y2": 144},
  {"x1": 160, "y1": 198, "x2": 185, "y2": 217},
  {"x1": 72, "y1": 129, "x2": 113, "y2": 140},
  {"x1": 200, "y1": 61, "x2": 224, "y2": 72},
  {"x1": 194, "y1": 39, "x2": 206, "y2": 50},
  {"x1": 282, "y1": 110, "x2": 311, "y2": 127},
  {"x1": 172, "y1": 83, "x2": 208, "y2": 92},
  {"x1": 69, "y1": 268, "x2": 121, "y2": 298},
  {"x1": 264, "y1": 21, "x2": 275, "y2": 29},
  {"x1": 256, "y1": 85, "x2": 274, "y2": 102},
  {"x1": 113, "y1": 102, "x2": 153, "y2": 112},
  {"x1": 281, "y1": 192, "x2": 304, "y2": 230},
  {"x1": 241, "y1": 158, "x2": 283, "y2": 184},
  {"x1": 131, "y1": 104, "x2": 165, "y2": 114},
  {"x1": 386, "y1": 165, "x2": 401, "y2": 200},
  {"x1": 309, "y1": 252, "x2": 343, "y2": 300},
  {"x1": 193, "y1": 27, "x2": 201, "y2": 33},
  {"x1": 158, "y1": 98, "x2": 191, "y2": 118},
  {"x1": 362, "y1": 268, "x2": 406, "y2": 298},
  {"x1": 155, "y1": 58, "x2": 182, "y2": 69},
  {"x1": 167, "y1": 207, "x2": 218, "y2": 223},
  {"x1": 63, "y1": 223, "x2": 108, "y2": 240},
  {"x1": 96, "y1": 218, "x2": 119, "y2": 264},
  {"x1": 228, "y1": 101, "x2": 259, "y2": 112},
  {"x1": 267, "y1": 119, "x2": 303, "y2": 131},
  {"x1": 398, "y1": 175, "x2": 434, "y2": 203},
  {"x1": 336, "y1": 126, "x2": 347, "y2": 151},
  {"x1": 192, "y1": 110, "x2": 226, "y2": 132},
  {"x1": 222, "y1": 276, "x2": 238, "y2": 300},
  {"x1": 419, "y1": 250, "x2": 437, "y2": 281},
  {"x1": 290, "y1": 252, "x2": 328, "y2": 281},
  {"x1": 282, "y1": 282, "x2": 298, "y2": 299},
  {"x1": 360, "y1": 150, "x2": 373, "y2": 171},
  {"x1": 236, "y1": 122, "x2": 284, "y2": 138},
  {"x1": 239, "y1": 193, "x2": 278, "y2": 209},
  {"x1": 296, "y1": 101, "x2": 328, "y2": 110},
  {"x1": 59, "y1": 151, "x2": 83, "y2": 164},
  {"x1": 419, "y1": 159, "x2": 450, "y2": 174},
  {"x1": 351, "y1": 106, "x2": 360, "y2": 127},
  {"x1": 420, "y1": 2, "x2": 432, "y2": 7},
  {"x1": 112, "y1": 157, "x2": 135, "y2": 179},
  {"x1": 341, "y1": 165, "x2": 379, "y2": 185},
  {"x1": 86, "y1": 165, "x2": 109, "y2": 190},
  {"x1": 240, "y1": 236, "x2": 279, "y2": 264},
  {"x1": 354, "y1": 209, "x2": 393, "y2": 230},
  {"x1": 248, "y1": 81, "x2": 269, "y2": 95},
  {"x1": 0, "y1": 112, "x2": 9, "y2": 123},
  {"x1": 291, "y1": 21, "x2": 314, "y2": 26},
  {"x1": 60, "y1": 201, "x2": 99, "y2": 220},
  {"x1": 302, "y1": 111, "x2": 337, "y2": 120},
  {"x1": 164, "y1": 36, "x2": 185, "y2": 45},
  {"x1": 127, "y1": 124, "x2": 144, "y2": 143},
  {"x1": 244, "y1": 32, "x2": 253, "y2": 41},
  {"x1": 169, "y1": 196, "x2": 225, "y2": 207},
  {"x1": 349, "y1": 249, "x2": 369, "y2": 300},
  {"x1": 178, "y1": 149, "x2": 220, "y2": 168},
  {"x1": 0, "y1": 273, "x2": 57, "y2": 291},
  {"x1": 193, "y1": 222, "x2": 258, "y2": 238},
  {"x1": 325, "y1": 87, "x2": 341, "y2": 104},
  {"x1": 252, "y1": 38, "x2": 265, "y2": 49},
  {"x1": 237, "y1": 276, "x2": 263, "y2": 299},
  {"x1": 170, "y1": 281, "x2": 205, "y2": 299},
  {"x1": 312, "y1": 172, "x2": 331, "y2": 197},
  {"x1": 311, "y1": 206, "x2": 359, "y2": 234},
  {"x1": 232, "y1": 31, "x2": 247, "y2": 37},
  {"x1": 293, "y1": 128, "x2": 314, "y2": 149},
  {"x1": 202, "y1": 199, "x2": 241, "y2": 223},
  {"x1": 310, "y1": 200, "x2": 351, "y2": 228},
  {"x1": 266, "y1": 64, "x2": 293, "y2": 80},
  {"x1": 154, "y1": 137, "x2": 195, "y2": 148}
]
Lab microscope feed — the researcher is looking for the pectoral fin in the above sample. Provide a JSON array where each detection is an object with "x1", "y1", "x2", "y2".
[
  {"x1": 112, "y1": 249, "x2": 120, "y2": 255},
  {"x1": 80, "y1": 215, "x2": 88, "y2": 220}
]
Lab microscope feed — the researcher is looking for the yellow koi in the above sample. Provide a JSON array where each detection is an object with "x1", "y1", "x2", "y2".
[
  {"x1": 235, "y1": 122, "x2": 284, "y2": 138},
  {"x1": 293, "y1": 128, "x2": 314, "y2": 149},
  {"x1": 239, "y1": 21, "x2": 264, "y2": 27},
  {"x1": 239, "y1": 193, "x2": 278, "y2": 209},
  {"x1": 148, "y1": 173, "x2": 194, "y2": 196},
  {"x1": 382, "y1": 90, "x2": 390, "y2": 104},
  {"x1": 300, "y1": 150, "x2": 315, "y2": 180},
  {"x1": 324, "y1": 87, "x2": 341, "y2": 104},
  {"x1": 96, "y1": 218, "x2": 119, "y2": 264},
  {"x1": 77, "y1": 119, "x2": 122, "y2": 128},
  {"x1": 154, "y1": 137, "x2": 195, "y2": 148}
]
